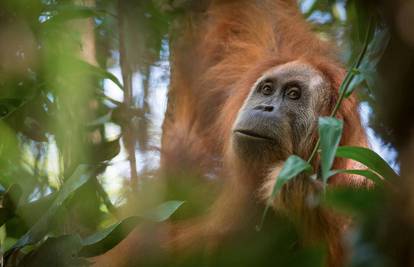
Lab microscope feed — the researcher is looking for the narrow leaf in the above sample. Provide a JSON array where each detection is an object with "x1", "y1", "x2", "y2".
[
  {"x1": 80, "y1": 216, "x2": 140, "y2": 256},
  {"x1": 257, "y1": 156, "x2": 312, "y2": 231},
  {"x1": 143, "y1": 200, "x2": 185, "y2": 222},
  {"x1": 324, "y1": 187, "x2": 381, "y2": 216},
  {"x1": 8, "y1": 165, "x2": 95, "y2": 252},
  {"x1": 0, "y1": 98, "x2": 26, "y2": 120},
  {"x1": 345, "y1": 29, "x2": 390, "y2": 97},
  {"x1": 78, "y1": 60, "x2": 123, "y2": 90},
  {"x1": 319, "y1": 117, "x2": 343, "y2": 185},
  {"x1": 80, "y1": 201, "x2": 184, "y2": 256},
  {"x1": 271, "y1": 155, "x2": 312, "y2": 197},
  {"x1": 336, "y1": 146, "x2": 398, "y2": 180},
  {"x1": 0, "y1": 184, "x2": 23, "y2": 226}
]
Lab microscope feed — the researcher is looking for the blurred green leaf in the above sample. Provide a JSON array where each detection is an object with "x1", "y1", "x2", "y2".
[
  {"x1": 346, "y1": 1, "x2": 372, "y2": 44},
  {"x1": 319, "y1": 117, "x2": 343, "y2": 185},
  {"x1": 258, "y1": 155, "x2": 311, "y2": 231},
  {"x1": 80, "y1": 201, "x2": 184, "y2": 256},
  {"x1": 346, "y1": 29, "x2": 389, "y2": 96},
  {"x1": 324, "y1": 187, "x2": 381, "y2": 216},
  {"x1": 0, "y1": 184, "x2": 22, "y2": 226},
  {"x1": 8, "y1": 165, "x2": 96, "y2": 252},
  {"x1": 16, "y1": 193, "x2": 57, "y2": 228},
  {"x1": 90, "y1": 138, "x2": 121, "y2": 163},
  {"x1": 78, "y1": 60, "x2": 124, "y2": 90},
  {"x1": 336, "y1": 146, "x2": 398, "y2": 180},
  {"x1": 80, "y1": 216, "x2": 140, "y2": 257},
  {"x1": 0, "y1": 98, "x2": 26, "y2": 120},
  {"x1": 271, "y1": 156, "x2": 312, "y2": 198},
  {"x1": 17, "y1": 235, "x2": 90, "y2": 267},
  {"x1": 143, "y1": 200, "x2": 185, "y2": 222}
]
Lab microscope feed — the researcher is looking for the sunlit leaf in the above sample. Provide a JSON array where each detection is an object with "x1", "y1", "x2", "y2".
[
  {"x1": 319, "y1": 117, "x2": 343, "y2": 185},
  {"x1": 336, "y1": 146, "x2": 398, "y2": 180}
]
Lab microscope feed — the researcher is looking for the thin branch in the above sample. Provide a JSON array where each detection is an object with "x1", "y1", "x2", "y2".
[
  {"x1": 94, "y1": 177, "x2": 119, "y2": 216},
  {"x1": 118, "y1": 0, "x2": 139, "y2": 191},
  {"x1": 307, "y1": 18, "x2": 374, "y2": 165}
]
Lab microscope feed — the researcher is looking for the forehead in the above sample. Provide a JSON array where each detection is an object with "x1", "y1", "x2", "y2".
[{"x1": 260, "y1": 61, "x2": 326, "y2": 88}]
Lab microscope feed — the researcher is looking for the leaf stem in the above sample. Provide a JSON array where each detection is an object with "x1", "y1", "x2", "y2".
[{"x1": 307, "y1": 18, "x2": 374, "y2": 165}]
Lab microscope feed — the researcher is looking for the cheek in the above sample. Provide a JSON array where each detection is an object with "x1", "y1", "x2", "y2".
[{"x1": 288, "y1": 106, "x2": 318, "y2": 154}]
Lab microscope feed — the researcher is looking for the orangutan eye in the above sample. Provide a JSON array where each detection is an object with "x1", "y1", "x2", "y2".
[
  {"x1": 259, "y1": 83, "x2": 275, "y2": 96},
  {"x1": 285, "y1": 85, "x2": 301, "y2": 100}
]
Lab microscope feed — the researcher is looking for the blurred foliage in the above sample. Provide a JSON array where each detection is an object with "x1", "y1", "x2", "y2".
[{"x1": 0, "y1": 0, "x2": 401, "y2": 266}]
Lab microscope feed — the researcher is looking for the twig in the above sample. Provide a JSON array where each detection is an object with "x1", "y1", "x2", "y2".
[
  {"x1": 307, "y1": 18, "x2": 374, "y2": 165},
  {"x1": 118, "y1": 0, "x2": 139, "y2": 191}
]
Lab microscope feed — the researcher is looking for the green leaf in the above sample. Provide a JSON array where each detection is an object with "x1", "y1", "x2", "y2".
[
  {"x1": 346, "y1": 0, "x2": 375, "y2": 54},
  {"x1": 78, "y1": 60, "x2": 124, "y2": 90},
  {"x1": 336, "y1": 146, "x2": 398, "y2": 180},
  {"x1": 0, "y1": 98, "x2": 26, "y2": 120},
  {"x1": 8, "y1": 165, "x2": 95, "y2": 252},
  {"x1": 86, "y1": 138, "x2": 121, "y2": 163},
  {"x1": 270, "y1": 156, "x2": 312, "y2": 197},
  {"x1": 318, "y1": 117, "x2": 343, "y2": 185},
  {"x1": 0, "y1": 184, "x2": 23, "y2": 226},
  {"x1": 80, "y1": 201, "x2": 184, "y2": 256},
  {"x1": 257, "y1": 156, "x2": 312, "y2": 231},
  {"x1": 345, "y1": 29, "x2": 389, "y2": 97},
  {"x1": 16, "y1": 235, "x2": 89, "y2": 267},
  {"x1": 80, "y1": 216, "x2": 141, "y2": 257},
  {"x1": 143, "y1": 200, "x2": 185, "y2": 222},
  {"x1": 324, "y1": 187, "x2": 381, "y2": 216},
  {"x1": 329, "y1": 169, "x2": 383, "y2": 185},
  {"x1": 16, "y1": 193, "x2": 57, "y2": 227}
]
